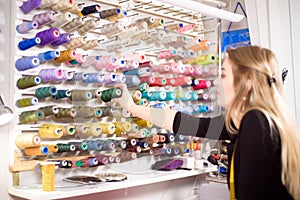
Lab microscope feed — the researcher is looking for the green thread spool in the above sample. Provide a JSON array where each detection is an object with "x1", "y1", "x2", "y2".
[
  {"x1": 100, "y1": 87, "x2": 122, "y2": 102},
  {"x1": 70, "y1": 90, "x2": 92, "y2": 101},
  {"x1": 52, "y1": 89, "x2": 71, "y2": 100},
  {"x1": 16, "y1": 97, "x2": 38, "y2": 108},
  {"x1": 94, "y1": 107, "x2": 103, "y2": 117},
  {"x1": 73, "y1": 106, "x2": 94, "y2": 118},
  {"x1": 19, "y1": 110, "x2": 45, "y2": 124},
  {"x1": 17, "y1": 76, "x2": 41, "y2": 89},
  {"x1": 35, "y1": 86, "x2": 57, "y2": 99},
  {"x1": 39, "y1": 105, "x2": 59, "y2": 116},
  {"x1": 57, "y1": 143, "x2": 76, "y2": 153},
  {"x1": 55, "y1": 107, "x2": 76, "y2": 118}
]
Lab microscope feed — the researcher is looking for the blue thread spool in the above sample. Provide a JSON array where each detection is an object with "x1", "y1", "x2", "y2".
[
  {"x1": 16, "y1": 21, "x2": 38, "y2": 34},
  {"x1": 123, "y1": 68, "x2": 143, "y2": 76},
  {"x1": 51, "y1": 33, "x2": 71, "y2": 47},
  {"x1": 35, "y1": 86, "x2": 57, "y2": 99},
  {"x1": 165, "y1": 92, "x2": 177, "y2": 101},
  {"x1": 18, "y1": 37, "x2": 41, "y2": 50},
  {"x1": 101, "y1": 140, "x2": 115, "y2": 151},
  {"x1": 83, "y1": 73, "x2": 104, "y2": 84},
  {"x1": 15, "y1": 56, "x2": 40, "y2": 71},
  {"x1": 193, "y1": 105, "x2": 209, "y2": 113},
  {"x1": 173, "y1": 147, "x2": 180, "y2": 155},
  {"x1": 148, "y1": 91, "x2": 166, "y2": 101},
  {"x1": 88, "y1": 157, "x2": 98, "y2": 166},
  {"x1": 136, "y1": 141, "x2": 148, "y2": 148},
  {"x1": 52, "y1": 89, "x2": 71, "y2": 100},
  {"x1": 38, "y1": 51, "x2": 60, "y2": 63},
  {"x1": 69, "y1": 73, "x2": 88, "y2": 82},
  {"x1": 125, "y1": 75, "x2": 140, "y2": 86},
  {"x1": 151, "y1": 102, "x2": 166, "y2": 109}
]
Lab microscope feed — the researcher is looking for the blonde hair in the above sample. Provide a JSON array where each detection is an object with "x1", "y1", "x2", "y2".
[{"x1": 225, "y1": 46, "x2": 300, "y2": 199}]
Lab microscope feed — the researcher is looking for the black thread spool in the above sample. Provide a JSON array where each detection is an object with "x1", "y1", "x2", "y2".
[{"x1": 79, "y1": 4, "x2": 101, "y2": 16}]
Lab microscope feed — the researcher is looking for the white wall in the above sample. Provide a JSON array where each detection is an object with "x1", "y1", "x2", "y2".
[{"x1": 245, "y1": 0, "x2": 300, "y2": 124}]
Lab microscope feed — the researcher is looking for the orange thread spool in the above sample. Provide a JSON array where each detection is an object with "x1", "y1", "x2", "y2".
[{"x1": 54, "y1": 49, "x2": 76, "y2": 64}]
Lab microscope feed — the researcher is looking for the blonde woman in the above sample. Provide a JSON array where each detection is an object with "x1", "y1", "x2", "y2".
[{"x1": 115, "y1": 46, "x2": 300, "y2": 199}]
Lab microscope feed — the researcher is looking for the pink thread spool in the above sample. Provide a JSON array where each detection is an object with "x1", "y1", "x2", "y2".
[
  {"x1": 176, "y1": 24, "x2": 195, "y2": 33},
  {"x1": 157, "y1": 50, "x2": 176, "y2": 59},
  {"x1": 32, "y1": 11, "x2": 56, "y2": 28},
  {"x1": 192, "y1": 80, "x2": 212, "y2": 90}
]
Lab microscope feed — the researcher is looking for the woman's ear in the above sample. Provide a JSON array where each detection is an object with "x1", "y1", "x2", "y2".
[{"x1": 246, "y1": 79, "x2": 252, "y2": 92}]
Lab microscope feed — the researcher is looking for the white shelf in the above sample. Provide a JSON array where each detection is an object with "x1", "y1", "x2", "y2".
[{"x1": 9, "y1": 166, "x2": 216, "y2": 200}]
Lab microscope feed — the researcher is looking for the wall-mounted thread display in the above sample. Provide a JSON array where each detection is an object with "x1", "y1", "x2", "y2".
[
  {"x1": 24, "y1": 145, "x2": 48, "y2": 156},
  {"x1": 17, "y1": 76, "x2": 41, "y2": 89},
  {"x1": 46, "y1": 144, "x2": 58, "y2": 153},
  {"x1": 78, "y1": 4, "x2": 101, "y2": 16},
  {"x1": 77, "y1": 19, "x2": 100, "y2": 35},
  {"x1": 15, "y1": 134, "x2": 41, "y2": 149},
  {"x1": 38, "y1": 51, "x2": 60, "y2": 63},
  {"x1": 35, "y1": 86, "x2": 57, "y2": 99},
  {"x1": 189, "y1": 54, "x2": 215, "y2": 65},
  {"x1": 54, "y1": 49, "x2": 76, "y2": 64},
  {"x1": 39, "y1": 0, "x2": 59, "y2": 9},
  {"x1": 132, "y1": 118, "x2": 153, "y2": 128},
  {"x1": 20, "y1": 0, "x2": 42, "y2": 14},
  {"x1": 51, "y1": 33, "x2": 71, "y2": 47},
  {"x1": 55, "y1": 107, "x2": 76, "y2": 118},
  {"x1": 68, "y1": 141, "x2": 88, "y2": 151},
  {"x1": 97, "y1": 123, "x2": 115, "y2": 134},
  {"x1": 113, "y1": 122, "x2": 131, "y2": 135},
  {"x1": 66, "y1": 36, "x2": 86, "y2": 49},
  {"x1": 82, "y1": 39, "x2": 101, "y2": 50},
  {"x1": 32, "y1": 11, "x2": 56, "y2": 27},
  {"x1": 51, "y1": 0, "x2": 74, "y2": 11},
  {"x1": 100, "y1": 87, "x2": 122, "y2": 102},
  {"x1": 51, "y1": 12, "x2": 72, "y2": 28},
  {"x1": 39, "y1": 123, "x2": 64, "y2": 139},
  {"x1": 192, "y1": 80, "x2": 212, "y2": 90},
  {"x1": 18, "y1": 37, "x2": 41, "y2": 51},
  {"x1": 70, "y1": 90, "x2": 92, "y2": 101},
  {"x1": 19, "y1": 110, "x2": 45, "y2": 124},
  {"x1": 80, "y1": 55, "x2": 100, "y2": 67},
  {"x1": 39, "y1": 105, "x2": 59, "y2": 117},
  {"x1": 52, "y1": 89, "x2": 71, "y2": 100},
  {"x1": 63, "y1": 124, "x2": 76, "y2": 136},
  {"x1": 56, "y1": 143, "x2": 76, "y2": 153},
  {"x1": 16, "y1": 97, "x2": 38, "y2": 108},
  {"x1": 190, "y1": 40, "x2": 211, "y2": 52},
  {"x1": 35, "y1": 27, "x2": 60, "y2": 46},
  {"x1": 15, "y1": 56, "x2": 40, "y2": 71},
  {"x1": 16, "y1": 21, "x2": 38, "y2": 34}
]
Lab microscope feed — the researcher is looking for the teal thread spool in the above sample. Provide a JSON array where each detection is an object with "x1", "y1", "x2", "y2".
[
  {"x1": 35, "y1": 86, "x2": 57, "y2": 99},
  {"x1": 70, "y1": 90, "x2": 92, "y2": 101},
  {"x1": 52, "y1": 89, "x2": 71, "y2": 100},
  {"x1": 189, "y1": 92, "x2": 198, "y2": 101},
  {"x1": 19, "y1": 109, "x2": 45, "y2": 124},
  {"x1": 141, "y1": 91, "x2": 152, "y2": 99},
  {"x1": 101, "y1": 87, "x2": 122, "y2": 102},
  {"x1": 39, "y1": 105, "x2": 59, "y2": 116},
  {"x1": 165, "y1": 92, "x2": 177, "y2": 101},
  {"x1": 148, "y1": 91, "x2": 166, "y2": 101},
  {"x1": 16, "y1": 97, "x2": 38, "y2": 108},
  {"x1": 138, "y1": 82, "x2": 149, "y2": 91},
  {"x1": 17, "y1": 76, "x2": 41, "y2": 89},
  {"x1": 55, "y1": 107, "x2": 76, "y2": 119}
]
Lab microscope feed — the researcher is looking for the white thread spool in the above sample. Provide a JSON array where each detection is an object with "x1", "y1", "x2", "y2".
[
  {"x1": 51, "y1": 12, "x2": 72, "y2": 28},
  {"x1": 15, "y1": 134, "x2": 41, "y2": 149},
  {"x1": 63, "y1": 17, "x2": 85, "y2": 32}
]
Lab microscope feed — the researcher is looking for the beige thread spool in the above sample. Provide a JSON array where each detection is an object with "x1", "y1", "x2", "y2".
[
  {"x1": 39, "y1": 0, "x2": 59, "y2": 9},
  {"x1": 15, "y1": 134, "x2": 41, "y2": 149},
  {"x1": 63, "y1": 124, "x2": 76, "y2": 136},
  {"x1": 39, "y1": 124, "x2": 64, "y2": 139},
  {"x1": 64, "y1": 3, "x2": 83, "y2": 14},
  {"x1": 85, "y1": 123, "x2": 102, "y2": 137},
  {"x1": 51, "y1": 12, "x2": 72, "y2": 28},
  {"x1": 51, "y1": 0, "x2": 74, "y2": 11},
  {"x1": 82, "y1": 39, "x2": 101, "y2": 50},
  {"x1": 66, "y1": 36, "x2": 86, "y2": 49},
  {"x1": 147, "y1": 18, "x2": 164, "y2": 28},
  {"x1": 70, "y1": 90, "x2": 92, "y2": 101},
  {"x1": 77, "y1": 19, "x2": 99, "y2": 35},
  {"x1": 40, "y1": 163, "x2": 55, "y2": 192}
]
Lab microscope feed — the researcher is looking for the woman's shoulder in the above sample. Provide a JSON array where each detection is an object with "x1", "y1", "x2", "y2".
[{"x1": 241, "y1": 109, "x2": 269, "y2": 126}]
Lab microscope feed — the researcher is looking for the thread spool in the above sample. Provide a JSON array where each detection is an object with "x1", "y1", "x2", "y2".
[
  {"x1": 97, "y1": 123, "x2": 115, "y2": 134},
  {"x1": 38, "y1": 51, "x2": 60, "y2": 63},
  {"x1": 51, "y1": 12, "x2": 72, "y2": 28},
  {"x1": 39, "y1": 0, "x2": 59, "y2": 8},
  {"x1": 80, "y1": 55, "x2": 100, "y2": 67},
  {"x1": 176, "y1": 24, "x2": 195, "y2": 33},
  {"x1": 140, "y1": 134, "x2": 159, "y2": 145},
  {"x1": 68, "y1": 72, "x2": 88, "y2": 82},
  {"x1": 164, "y1": 23, "x2": 183, "y2": 31},
  {"x1": 16, "y1": 21, "x2": 38, "y2": 34},
  {"x1": 65, "y1": 3, "x2": 84, "y2": 13},
  {"x1": 189, "y1": 54, "x2": 215, "y2": 65},
  {"x1": 148, "y1": 18, "x2": 164, "y2": 28},
  {"x1": 192, "y1": 80, "x2": 212, "y2": 90},
  {"x1": 82, "y1": 72, "x2": 103, "y2": 84},
  {"x1": 35, "y1": 27, "x2": 60, "y2": 46},
  {"x1": 54, "y1": 49, "x2": 76, "y2": 64},
  {"x1": 55, "y1": 107, "x2": 76, "y2": 118},
  {"x1": 111, "y1": 139, "x2": 127, "y2": 149},
  {"x1": 86, "y1": 123, "x2": 102, "y2": 137},
  {"x1": 68, "y1": 141, "x2": 88, "y2": 151},
  {"x1": 88, "y1": 89, "x2": 102, "y2": 99},
  {"x1": 51, "y1": 33, "x2": 71, "y2": 47},
  {"x1": 100, "y1": 87, "x2": 122, "y2": 102},
  {"x1": 94, "y1": 107, "x2": 103, "y2": 118},
  {"x1": 66, "y1": 36, "x2": 86, "y2": 49},
  {"x1": 99, "y1": 8, "x2": 121, "y2": 19},
  {"x1": 118, "y1": 152, "x2": 136, "y2": 163},
  {"x1": 39, "y1": 105, "x2": 59, "y2": 117},
  {"x1": 16, "y1": 97, "x2": 38, "y2": 108},
  {"x1": 15, "y1": 134, "x2": 41, "y2": 149},
  {"x1": 73, "y1": 106, "x2": 95, "y2": 118},
  {"x1": 83, "y1": 140, "x2": 102, "y2": 151},
  {"x1": 32, "y1": 11, "x2": 56, "y2": 27},
  {"x1": 132, "y1": 118, "x2": 153, "y2": 128},
  {"x1": 35, "y1": 86, "x2": 57, "y2": 99},
  {"x1": 193, "y1": 105, "x2": 210, "y2": 113},
  {"x1": 70, "y1": 90, "x2": 92, "y2": 101},
  {"x1": 157, "y1": 50, "x2": 176, "y2": 59},
  {"x1": 66, "y1": 54, "x2": 86, "y2": 66},
  {"x1": 168, "y1": 36, "x2": 188, "y2": 48},
  {"x1": 19, "y1": 110, "x2": 44, "y2": 124},
  {"x1": 79, "y1": 4, "x2": 101, "y2": 16},
  {"x1": 82, "y1": 39, "x2": 101, "y2": 50},
  {"x1": 24, "y1": 145, "x2": 48, "y2": 156},
  {"x1": 184, "y1": 37, "x2": 202, "y2": 49},
  {"x1": 20, "y1": 0, "x2": 42, "y2": 14},
  {"x1": 51, "y1": 0, "x2": 74, "y2": 11},
  {"x1": 15, "y1": 56, "x2": 40, "y2": 71},
  {"x1": 147, "y1": 91, "x2": 166, "y2": 101},
  {"x1": 52, "y1": 89, "x2": 71, "y2": 100},
  {"x1": 39, "y1": 123, "x2": 64, "y2": 139},
  {"x1": 18, "y1": 37, "x2": 41, "y2": 51},
  {"x1": 100, "y1": 21, "x2": 126, "y2": 36},
  {"x1": 132, "y1": 90, "x2": 142, "y2": 102},
  {"x1": 191, "y1": 40, "x2": 211, "y2": 52},
  {"x1": 106, "y1": 9, "x2": 127, "y2": 22},
  {"x1": 77, "y1": 19, "x2": 99, "y2": 35},
  {"x1": 63, "y1": 17, "x2": 85, "y2": 32},
  {"x1": 17, "y1": 76, "x2": 41, "y2": 89},
  {"x1": 149, "y1": 77, "x2": 167, "y2": 87},
  {"x1": 113, "y1": 122, "x2": 131, "y2": 135},
  {"x1": 127, "y1": 130, "x2": 145, "y2": 139},
  {"x1": 63, "y1": 124, "x2": 76, "y2": 136},
  {"x1": 99, "y1": 140, "x2": 115, "y2": 151},
  {"x1": 46, "y1": 145, "x2": 58, "y2": 153}
]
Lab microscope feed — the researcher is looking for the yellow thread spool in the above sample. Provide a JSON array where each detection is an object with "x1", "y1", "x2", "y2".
[
  {"x1": 113, "y1": 122, "x2": 131, "y2": 135},
  {"x1": 16, "y1": 97, "x2": 38, "y2": 108},
  {"x1": 148, "y1": 19, "x2": 164, "y2": 28},
  {"x1": 85, "y1": 123, "x2": 102, "y2": 137},
  {"x1": 54, "y1": 49, "x2": 76, "y2": 64},
  {"x1": 46, "y1": 144, "x2": 58, "y2": 153},
  {"x1": 41, "y1": 163, "x2": 55, "y2": 192},
  {"x1": 97, "y1": 123, "x2": 115, "y2": 134},
  {"x1": 39, "y1": 124, "x2": 64, "y2": 139},
  {"x1": 132, "y1": 118, "x2": 153, "y2": 128},
  {"x1": 15, "y1": 134, "x2": 41, "y2": 149}
]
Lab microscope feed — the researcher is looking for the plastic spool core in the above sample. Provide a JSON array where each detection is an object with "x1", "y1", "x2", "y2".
[
  {"x1": 34, "y1": 136, "x2": 41, "y2": 144},
  {"x1": 32, "y1": 58, "x2": 39, "y2": 65}
]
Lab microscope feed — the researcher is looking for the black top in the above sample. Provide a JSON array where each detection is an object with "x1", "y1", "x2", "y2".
[{"x1": 173, "y1": 109, "x2": 293, "y2": 200}]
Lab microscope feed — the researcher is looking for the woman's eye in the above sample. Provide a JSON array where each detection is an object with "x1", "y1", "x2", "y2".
[{"x1": 221, "y1": 74, "x2": 225, "y2": 78}]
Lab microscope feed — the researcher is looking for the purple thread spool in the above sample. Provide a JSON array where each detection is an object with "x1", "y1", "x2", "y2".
[
  {"x1": 61, "y1": 70, "x2": 74, "y2": 81},
  {"x1": 51, "y1": 33, "x2": 71, "y2": 47},
  {"x1": 35, "y1": 27, "x2": 60, "y2": 46},
  {"x1": 32, "y1": 11, "x2": 56, "y2": 27},
  {"x1": 82, "y1": 73, "x2": 104, "y2": 84},
  {"x1": 39, "y1": 68, "x2": 63, "y2": 82},
  {"x1": 102, "y1": 73, "x2": 116, "y2": 84},
  {"x1": 16, "y1": 21, "x2": 38, "y2": 34},
  {"x1": 15, "y1": 56, "x2": 40, "y2": 71},
  {"x1": 20, "y1": 0, "x2": 42, "y2": 14},
  {"x1": 38, "y1": 51, "x2": 60, "y2": 63},
  {"x1": 18, "y1": 37, "x2": 41, "y2": 51}
]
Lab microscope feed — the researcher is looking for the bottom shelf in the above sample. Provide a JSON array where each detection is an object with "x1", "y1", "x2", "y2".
[{"x1": 9, "y1": 160, "x2": 216, "y2": 200}]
